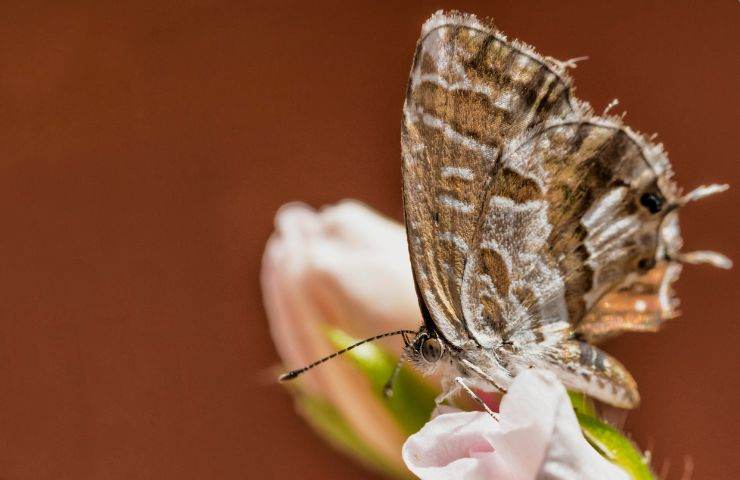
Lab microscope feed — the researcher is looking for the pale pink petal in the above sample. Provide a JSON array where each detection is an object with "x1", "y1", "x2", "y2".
[
  {"x1": 403, "y1": 370, "x2": 629, "y2": 480},
  {"x1": 262, "y1": 200, "x2": 419, "y2": 382},
  {"x1": 304, "y1": 200, "x2": 421, "y2": 337},
  {"x1": 534, "y1": 375, "x2": 628, "y2": 479},
  {"x1": 261, "y1": 201, "x2": 418, "y2": 466},
  {"x1": 403, "y1": 411, "x2": 501, "y2": 480}
]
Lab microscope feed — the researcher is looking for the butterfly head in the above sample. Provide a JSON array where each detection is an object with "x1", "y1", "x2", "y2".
[{"x1": 404, "y1": 327, "x2": 447, "y2": 373}]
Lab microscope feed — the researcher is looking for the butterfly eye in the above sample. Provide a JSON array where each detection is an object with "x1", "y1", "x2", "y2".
[
  {"x1": 640, "y1": 192, "x2": 664, "y2": 214},
  {"x1": 420, "y1": 337, "x2": 444, "y2": 362}
]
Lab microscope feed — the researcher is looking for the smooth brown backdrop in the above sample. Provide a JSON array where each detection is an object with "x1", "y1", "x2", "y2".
[{"x1": 0, "y1": 1, "x2": 738, "y2": 479}]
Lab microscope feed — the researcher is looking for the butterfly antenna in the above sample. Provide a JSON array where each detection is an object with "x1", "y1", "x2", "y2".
[{"x1": 278, "y1": 329, "x2": 417, "y2": 382}]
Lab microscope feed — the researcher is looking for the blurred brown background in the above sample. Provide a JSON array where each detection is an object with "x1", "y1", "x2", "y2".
[{"x1": 0, "y1": 1, "x2": 737, "y2": 479}]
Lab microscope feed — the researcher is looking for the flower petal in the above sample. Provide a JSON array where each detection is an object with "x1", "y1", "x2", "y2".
[
  {"x1": 403, "y1": 411, "x2": 501, "y2": 480},
  {"x1": 403, "y1": 370, "x2": 630, "y2": 480},
  {"x1": 304, "y1": 200, "x2": 421, "y2": 337},
  {"x1": 262, "y1": 201, "x2": 425, "y2": 469}
]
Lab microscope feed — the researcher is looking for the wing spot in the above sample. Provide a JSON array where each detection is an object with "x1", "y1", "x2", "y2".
[
  {"x1": 491, "y1": 168, "x2": 542, "y2": 203},
  {"x1": 640, "y1": 192, "x2": 664, "y2": 213},
  {"x1": 438, "y1": 193, "x2": 474, "y2": 213},
  {"x1": 441, "y1": 166, "x2": 475, "y2": 181},
  {"x1": 579, "y1": 343, "x2": 594, "y2": 366},
  {"x1": 480, "y1": 248, "x2": 510, "y2": 295},
  {"x1": 438, "y1": 232, "x2": 469, "y2": 253},
  {"x1": 638, "y1": 258, "x2": 656, "y2": 271},
  {"x1": 634, "y1": 299, "x2": 647, "y2": 313}
]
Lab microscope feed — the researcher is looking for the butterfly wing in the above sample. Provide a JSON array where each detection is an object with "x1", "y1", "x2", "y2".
[
  {"x1": 542, "y1": 340, "x2": 640, "y2": 408},
  {"x1": 460, "y1": 118, "x2": 682, "y2": 407},
  {"x1": 576, "y1": 261, "x2": 682, "y2": 343},
  {"x1": 460, "y1": 120, "x2": 680, "y2": 344},
  {"x1": 402, "y1": 11, "x2": 575, "y2": 347}
]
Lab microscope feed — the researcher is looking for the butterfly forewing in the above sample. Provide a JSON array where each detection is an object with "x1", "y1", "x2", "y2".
[{"x1": 402, "y1": 12, "x2": 574, "y2": 347}]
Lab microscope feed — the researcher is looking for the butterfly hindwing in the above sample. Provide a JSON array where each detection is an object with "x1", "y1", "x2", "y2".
[
  {"x1": 577, "y1": 262, "x2": 682, "y2": 343},
  {"x1": 460, "y1": 119, "x2": 680, "y2": 340},
  {"x1": 542, "y1": 340, "x2": 640, "y2": 408}
]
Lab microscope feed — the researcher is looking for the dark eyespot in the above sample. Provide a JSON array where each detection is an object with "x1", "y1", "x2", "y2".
[
  {"x1": 640, "y1": 192, "x2": 664, "y2": 214},
  {"x1": 638, "y1": 257, "x2": 656, "y2": 271},
  {"x1": 420, "y1": 337, "x2": 443, "y2": 362},
  {"x1": 432, "y1": 211, "x2": 440, "y2": 223}
]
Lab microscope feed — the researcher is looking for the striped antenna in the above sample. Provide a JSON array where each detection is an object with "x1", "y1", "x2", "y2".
[{"x1": 278, "y1": 329, "x2": 417, "y2": 381}]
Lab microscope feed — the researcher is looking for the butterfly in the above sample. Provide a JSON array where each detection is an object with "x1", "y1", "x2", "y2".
[
  {"x1": 398, "y1": 10, "x2": 730, "y2": 409},
  {"x1": 280, "y1": 10, "x2": 730, "y2": 410}
]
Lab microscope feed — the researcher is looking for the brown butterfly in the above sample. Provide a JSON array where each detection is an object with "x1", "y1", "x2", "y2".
[{"x1": 281, "y1": 10, "x2": 730, "y2": 410}]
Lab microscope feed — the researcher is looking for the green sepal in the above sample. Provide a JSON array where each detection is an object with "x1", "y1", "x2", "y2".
[
  {"x1": 325, "y1": 328, "x2": 437, "y2": 435},
  {"x1": 568, "y1": 390, "x2": 597, "y2": 417},
  {"x1": 569, "y1": 392, "x2": 655, "y2": 480}
]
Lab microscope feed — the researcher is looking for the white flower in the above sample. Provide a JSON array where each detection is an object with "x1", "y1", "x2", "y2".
[
  {"x1": 403, "y1": 370, "x2": 629, "y2": 480},
  {"x1": 261, "y1": 200, "x2": 421, "y2": 468}
]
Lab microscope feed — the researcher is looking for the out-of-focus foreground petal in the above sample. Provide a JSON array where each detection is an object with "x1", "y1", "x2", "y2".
[
  {"x1": 263, "y1": 201, "x2": 420, "y2": 376},
  {"x1": 261, "y1": 200, "x2": 424, "y2": 472},
  {"x1": 403, "y1": 370, "x2": 629, "y2": 480}
]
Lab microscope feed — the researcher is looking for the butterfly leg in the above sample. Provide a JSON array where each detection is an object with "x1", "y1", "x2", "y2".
[
  {"x1": 461, "y1": 359, "x2": 508, "y2": 394},
  {"x1": 382, "y1": 358, "x2": 404, "y2": 398},
  {"x1": 383, "y1": 332, "x2": 412, "y2": 398},
  {"x1": 454, "y1": 377, "x2": 500, "y2": 421},
  {"x1": 434, "y1": 377, "x2": 460, "y2": 406}
]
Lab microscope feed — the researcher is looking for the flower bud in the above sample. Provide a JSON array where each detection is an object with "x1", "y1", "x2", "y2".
[{"x1": 261, "y1": 200, "x2": 433, "y2": 476}]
